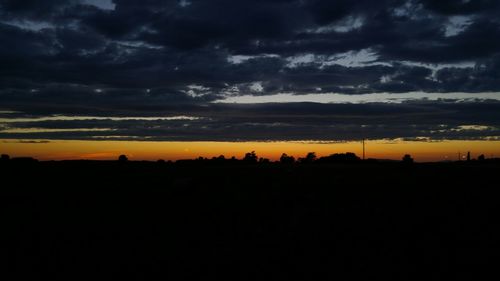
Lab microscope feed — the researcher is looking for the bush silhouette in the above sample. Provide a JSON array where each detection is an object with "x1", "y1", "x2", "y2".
[
  {"x1": 1, "y1": 154, "x2": 10, "y2": 161},
  {"x1": 118, "y1": 155, "x2": 128, "y2": 162}
]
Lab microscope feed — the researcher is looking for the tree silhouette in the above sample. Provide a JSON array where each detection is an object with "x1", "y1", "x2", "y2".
[
  {"x1": 259, "y1": 157, "x2": 270, "y2": 164},
  {"x1": 306, "y1": 152, "x2": 316, "y2": 162},
  {"x1": 1, "y1": 154, "x2": 9, "y2": 161},
  {"x1": 478, "y1": 154, "x2": 485, "y2": 161},
  {"x1": 243, "y1": 151, "x2": 258, "y2": 163},
  {"x1": 210, "y1": 155, "x2": 226, "y2": 163},
  {"x1": 118, "y1": 155, "x2": 128, "y2": 162},
  {"x1": 299, "y1": 152, "x2": 316, "y2": 163},
  {"x1": 316, "y1": 152, "x2": 361, "y2": 163},
  {"x1": 280, "y1": 153, "x2": 295, "y2": 164},
  {"x1": 402, "y1": 154, "x2": 414, "y2": 164}
]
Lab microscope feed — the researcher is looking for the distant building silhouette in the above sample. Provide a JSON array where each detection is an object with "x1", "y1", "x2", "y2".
[{"x1": 11, "y1": 157, "x2": 38, "y2": 164}]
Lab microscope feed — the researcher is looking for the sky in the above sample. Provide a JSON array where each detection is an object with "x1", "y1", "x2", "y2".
[{"x1": 1, "y1": 0, "x2": 500, "y2": 161}]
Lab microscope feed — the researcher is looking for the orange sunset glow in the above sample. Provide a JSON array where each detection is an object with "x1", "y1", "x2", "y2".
[{"x1": 3, "y1": 139, "x2": 499, "y2": 162}]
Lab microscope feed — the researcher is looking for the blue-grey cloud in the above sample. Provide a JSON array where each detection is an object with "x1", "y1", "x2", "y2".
[{"x1": 1, "y1": 101, "x2": 500, "y2": 141}]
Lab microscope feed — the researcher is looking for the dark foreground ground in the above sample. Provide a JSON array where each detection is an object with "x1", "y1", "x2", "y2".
[{"x1": 1, "y1": 160, "x2": 499, "y2": 280}]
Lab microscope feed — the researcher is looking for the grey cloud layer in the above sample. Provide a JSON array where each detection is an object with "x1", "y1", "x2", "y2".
[
  {"x1": 1, "y1": 0, "x2": 500, "y2": 141},
  {"x1": 1, "y1": 101, "x2": 500, "y2": 141}
]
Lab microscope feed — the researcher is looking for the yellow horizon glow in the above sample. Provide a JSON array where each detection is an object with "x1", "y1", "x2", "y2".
[{"x1": 2, "y1": 139, "x2": 500, "y2": 162}]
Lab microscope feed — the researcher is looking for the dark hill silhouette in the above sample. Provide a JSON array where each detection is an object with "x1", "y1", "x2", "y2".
[{"x1": 1, "y1": 152, "x2": 499, "y2": 280}]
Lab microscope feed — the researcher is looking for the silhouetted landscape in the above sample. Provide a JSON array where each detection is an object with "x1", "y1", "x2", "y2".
[
  {"x1": 2, "y1": 0, "x2": 500, "y2": 279},
  {"x1": 2, "y1": 152, "x2": 499, "y2": 280}
]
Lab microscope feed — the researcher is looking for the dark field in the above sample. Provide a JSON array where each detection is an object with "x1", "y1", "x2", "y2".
[{"x1": 1, "y1": 160, "x2": 499, "y2": 280}]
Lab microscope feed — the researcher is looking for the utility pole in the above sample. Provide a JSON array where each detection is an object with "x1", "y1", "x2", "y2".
[{"x1": 362, "y1": 139, "x2": 365, "y2": 160}]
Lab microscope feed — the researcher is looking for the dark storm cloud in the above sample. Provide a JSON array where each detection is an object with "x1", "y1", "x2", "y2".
[
  {"x1": 1, "y1": 0, "x2": 500, "y2": 141},
  {"x1": 0, "y1": 0, "x2": 77, "y2": 19},
  {"x1": 2, "y1": 101, "x2": 500, "y2": 141},
  {"x1": 420, "y1": 0, "x2": 499, "y2": 15},
  {"x1": 2, "y1": 0, "x2": 500, "y2": 91}
]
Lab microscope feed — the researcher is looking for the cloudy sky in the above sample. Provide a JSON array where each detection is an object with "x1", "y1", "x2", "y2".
[{"x1": 1, "y1": 0, "x2": 500, "y2": 144}]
